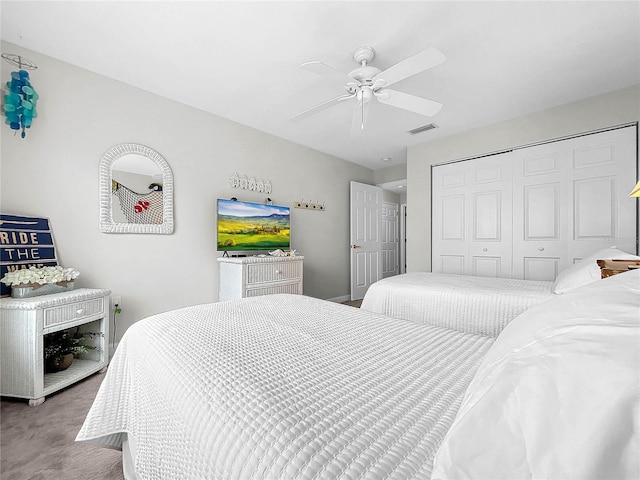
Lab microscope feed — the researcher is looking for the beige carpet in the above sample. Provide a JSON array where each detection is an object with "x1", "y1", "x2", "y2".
[
  {"x1": 341, "y1": 299, "x2": 362, "y2": 308},
  {"x1": 1, "y1": 372, "x2": 123, "y2": 480}
]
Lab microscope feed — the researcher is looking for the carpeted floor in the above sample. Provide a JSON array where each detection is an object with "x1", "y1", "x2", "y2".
[
  {"x1": 341, "y1": 299, "x2": 362, "y2": 308},
  {"x1": 0, "y1": 372, "x2": 123, "y2": 480}
]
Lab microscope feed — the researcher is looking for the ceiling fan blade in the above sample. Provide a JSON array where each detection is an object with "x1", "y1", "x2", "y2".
[
  {"x1": 300, "y1": 61, "x2": 358, "y2": 88},
  {"x1": 350, "y1": 100, "x2": 370, "y2": 136},
  {"x1": 289, "y1": 93, "x2": 355, "y2": 121},
  {"x1": 375, "y1": 88, "x2": 442, "y2": 116},
  {"x1": 372, "y1": 47, "x2": 445, "y2": 88}
]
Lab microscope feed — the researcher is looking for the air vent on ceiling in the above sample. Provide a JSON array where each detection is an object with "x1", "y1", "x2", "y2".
[{"x1": 407, "y1": 123, "x2": 438, "y2": 135}]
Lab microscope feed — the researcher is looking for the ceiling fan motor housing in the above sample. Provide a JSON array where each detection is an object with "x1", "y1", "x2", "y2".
[
  {"x1": 349, "y1": 46, "x2": 381, "y2": 85},
  {"x1": 353, "y1": 46, "x2": 375, "y2": 65}
]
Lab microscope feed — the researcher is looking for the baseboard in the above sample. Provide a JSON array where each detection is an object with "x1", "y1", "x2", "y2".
[{"x1": 326, "y1": 295, "x2": 351, "y2": 303}]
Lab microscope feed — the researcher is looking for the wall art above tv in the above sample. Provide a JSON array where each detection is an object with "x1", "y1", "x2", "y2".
[{"x1": 216, "y1": 199, "x2": 290, "y2": 251}]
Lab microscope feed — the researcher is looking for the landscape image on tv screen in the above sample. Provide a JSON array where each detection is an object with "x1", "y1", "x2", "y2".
[{"x1": 217, "y1": 199, "x2": 290, "y2": 251}]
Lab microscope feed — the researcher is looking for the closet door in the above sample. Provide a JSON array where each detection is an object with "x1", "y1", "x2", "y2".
[
  {"x1": 566, "y1": 127, "x2": 637, "y2": 261},
  {"x1": 433, "y1": 125, "x2": 637, "y2": 280},
  {"x1": 512, "y1": 126, "x2": 637, "y2": 279},
  {"x1": 432, "y1": 152, "x2": 513, "y2": 277},
  {"x1": 512, "y1": 140, "x2": 569, "y2": 280}
]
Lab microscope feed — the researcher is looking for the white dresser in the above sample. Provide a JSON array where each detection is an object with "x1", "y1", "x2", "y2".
[
  {"x1": 0, "y1": 288, "x2": 110, "y2": 405},
  {"x1": 217, "y1": 256, "x2": 303, "y2": 301}
]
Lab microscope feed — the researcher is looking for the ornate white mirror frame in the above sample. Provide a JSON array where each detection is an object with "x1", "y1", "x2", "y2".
[{"x1": 99, "y1": 143, "x2": 174, "y2": 234}]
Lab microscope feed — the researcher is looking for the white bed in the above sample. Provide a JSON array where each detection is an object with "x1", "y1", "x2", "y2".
[
  {"x1": 77, "y1": 269, "x2": 639, "y2": 479},
  {"x1": 361, "y1": 272, "x2": 553, "y2": 336},
  {"x1": 77, "y1": 295, "x2": 495, "y2": 479},
  {"x1": 361, "y1": 247, "x2": 640, "y2": 337}
]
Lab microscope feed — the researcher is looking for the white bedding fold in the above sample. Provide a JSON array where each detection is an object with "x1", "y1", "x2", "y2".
[
  {"x1": 361, "y1": 273, "x2": 554, "y2": 336},
  {"x1": 77, "y1": 294, "x2": 494, "y2": 479}
]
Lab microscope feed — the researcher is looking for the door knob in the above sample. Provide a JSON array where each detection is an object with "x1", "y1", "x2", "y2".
[{"x1": 351, "y1": 244, "x2": 362, "y2": 249}]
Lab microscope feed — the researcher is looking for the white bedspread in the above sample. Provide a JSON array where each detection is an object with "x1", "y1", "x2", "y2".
[
  {"x1": 361, "y1": 273, "x2": 554, "y2": 336},
  {"x1": 77, "y1": 294, "x2": 494, "y2": 479},
  {"x1": 432, "y1": 269, "x2": 640, "y2": 479}
]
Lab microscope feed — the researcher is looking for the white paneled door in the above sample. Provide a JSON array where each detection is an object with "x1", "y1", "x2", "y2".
[
  {"x1": 512, "y1": 126, "x2": 637, "y2": 279},
  {"x1": 511, "y1": 139, "x2": 569, "y2": 280},
  {"x1": 350, "y1": 181, "x2": 382, "y2": 300},
  {"x1": 381, "y1": 202, "x2": 399, "y2": 278},
  {"x1": 432, "y1": 152, "x2": 514, "y2": 277},
  {"x1": 433, "y1": 126, "x2": 638, "y2": 281}
]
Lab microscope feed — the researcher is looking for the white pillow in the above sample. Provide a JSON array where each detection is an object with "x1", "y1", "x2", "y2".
[
  {"x1": 431, "y1": 269, "x2": 640, "y2": 480},
  {"x1": 552, "y1": 246, "x2": 640, "y2": 294}
]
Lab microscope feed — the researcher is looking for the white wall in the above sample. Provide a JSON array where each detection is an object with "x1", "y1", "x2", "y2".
[
  {"x1": 0, "y1": 42, "x2": 374, "y2": 342},
  {"x1": 407, "y1": 85, "x2": 640, "y2": 272}
]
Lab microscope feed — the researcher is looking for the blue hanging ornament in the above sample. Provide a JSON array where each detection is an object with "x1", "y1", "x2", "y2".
[{"x1": 2, "y1": 54, "x2": 38, "y2": 139}]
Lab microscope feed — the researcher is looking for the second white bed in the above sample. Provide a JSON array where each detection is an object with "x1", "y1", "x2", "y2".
[{"x1": 360, "y1": 272, "x2": 554, "y2": 337}]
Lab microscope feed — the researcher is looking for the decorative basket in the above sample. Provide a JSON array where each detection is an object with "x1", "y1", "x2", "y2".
[{"x1": 10, "y1": 281, "x2": 75, "y2": 298}]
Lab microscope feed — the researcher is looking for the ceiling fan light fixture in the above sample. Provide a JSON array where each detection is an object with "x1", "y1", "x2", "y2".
[
  {"x1": 374, "y1": 91, "x2": 390, "y2": 101},
  {"x1": 357, "y1": 86, "x2": 373, "y2": 103}
]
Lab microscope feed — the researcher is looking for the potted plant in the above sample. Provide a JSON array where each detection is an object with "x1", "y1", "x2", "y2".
[
  {"x1": 44, "y1": 327, "x2": 97, "y2": 372},
  {"x1": 1, "y1": 265, "x2": 80, "y2": 298}
]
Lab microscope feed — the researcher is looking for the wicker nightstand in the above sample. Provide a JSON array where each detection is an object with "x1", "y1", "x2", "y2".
[{"x1": 0, "y1": 288, "x2": 110, "y2": 406}]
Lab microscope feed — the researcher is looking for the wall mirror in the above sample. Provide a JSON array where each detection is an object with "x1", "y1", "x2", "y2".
[{"x1": 99, "y1": 143, "x2": 174, "y2": 234}]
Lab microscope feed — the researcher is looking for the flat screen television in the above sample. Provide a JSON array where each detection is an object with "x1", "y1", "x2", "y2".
[{"x1": 217, "y1": 199, "x2": 290, "y2": 251}]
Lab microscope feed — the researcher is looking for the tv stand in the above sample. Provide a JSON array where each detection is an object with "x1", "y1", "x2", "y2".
[{"x1": 217, "y1": 256, "x2": 303, "y2": 301}]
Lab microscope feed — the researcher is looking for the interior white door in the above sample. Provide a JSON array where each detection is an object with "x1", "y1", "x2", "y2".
[
  {"x1": 381, "y1": 202, "x2": 399, "y2": 278},
  {"x1": 432, "y1": 152, "x2": 514, "y2": 277},
  {"x1": 350, "y1": 181, "x2": 382, "y2": 300},
  {"x1": 400, "y1": 204, "x2": 407, "y2": 274}
]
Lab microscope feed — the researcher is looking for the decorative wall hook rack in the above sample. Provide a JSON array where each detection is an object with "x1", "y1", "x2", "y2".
[
  {"x1": 229, "y1": 173, "x2": 272, "y2": 194},
  {"x1": 294, "y1": 199, "x2": 325, "y2": 211}
]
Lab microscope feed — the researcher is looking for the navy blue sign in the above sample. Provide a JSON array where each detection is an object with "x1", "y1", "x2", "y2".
[{"x1": 0, "y1": 214, "x2": 58, "y2": 297}]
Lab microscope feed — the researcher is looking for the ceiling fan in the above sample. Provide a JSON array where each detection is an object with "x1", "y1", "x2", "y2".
[{"x1": 290, "y1": 45, "x2": 446, "y2": 133}]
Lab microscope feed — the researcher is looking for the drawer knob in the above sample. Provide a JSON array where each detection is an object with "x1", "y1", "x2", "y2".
[
  {"x1": 76, "y1": 308, "x2": 84, "y2": 316},
  {"x1": 483, "y1": 248, "x2": 488, "y2": 252},
  {"x1": 538, "y1": 247, "x2": 545, "y2": 251}
]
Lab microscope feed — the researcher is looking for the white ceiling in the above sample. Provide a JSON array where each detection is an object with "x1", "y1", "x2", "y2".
[{"x1": 1, "y1": 1, "x2": 639, "y2": 172}]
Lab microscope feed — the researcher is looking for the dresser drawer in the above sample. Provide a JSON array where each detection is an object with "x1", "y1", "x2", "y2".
[
  {"x1": 44, "y1": 298, "x2": 105, "y2": 329},
  {"x1": 246, "y1": 262, "x2": 301, "y2": 285},
  {"x1": 246, "y1": 282, "x2": 302, "y2": 297}
]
